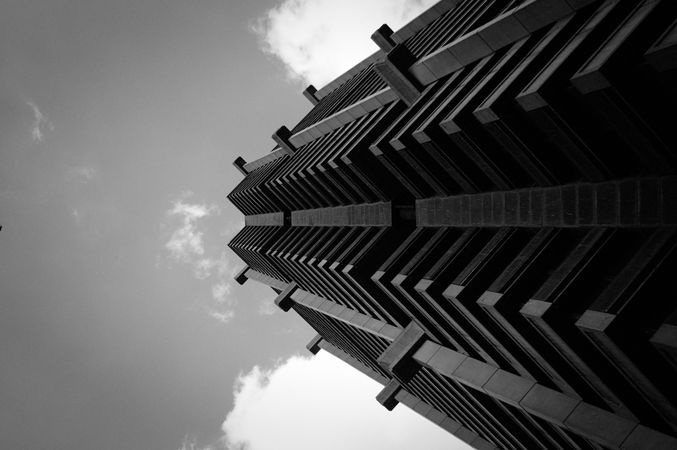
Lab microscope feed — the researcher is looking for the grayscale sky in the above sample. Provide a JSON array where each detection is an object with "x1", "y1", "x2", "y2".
[{"x1": 0, "y1": 1, "x2": 470, "y2": 449}]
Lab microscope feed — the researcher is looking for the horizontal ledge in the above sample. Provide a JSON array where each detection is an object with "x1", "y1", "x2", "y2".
[{"x1": 290, "y1": 88, "x2": 398, "y2": 147}]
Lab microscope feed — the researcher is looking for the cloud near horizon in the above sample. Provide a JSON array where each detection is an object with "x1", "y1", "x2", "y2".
[
  {"x1": 220, "y1": 352, "x2": 471, "y2": 450},
  {"x1": 253, "y1": 0, "x2": 437, "y2": 86},
  {"x1": 164, "y1": 194, "x2": 242, "y2": 324}
]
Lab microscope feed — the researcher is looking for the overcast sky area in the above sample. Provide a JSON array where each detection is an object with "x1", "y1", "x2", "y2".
[{"x1": 0, "y1": 0, "x2": 471, "y2": 449}]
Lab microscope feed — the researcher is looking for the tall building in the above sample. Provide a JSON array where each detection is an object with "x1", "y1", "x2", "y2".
[{"x1": 227, "y1": 0, "x2": 677, "y2": 448}]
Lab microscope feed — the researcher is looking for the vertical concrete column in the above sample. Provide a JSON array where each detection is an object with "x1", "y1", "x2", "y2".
[
  {"x1": 374, "y1": 48, "x2": 421, "y2": 106},
  {"x1": 272, "y1": 126, "x2": 296, "y2": 155},
  {"x1": 302, "y1": 85, "x2": 319, "y2": 105},
  {"x1": 371, "y1": 24, "x2": 396, "y2": 53},
  {"x1": 233, "y1": 156, "x2": 248, "y2": 176},
  {"x1": 371, "y1": 24, "x2": 421, "y2": 106},
  {"x1": 377, "y1": 322, "x2": 427, "y2": 382}
]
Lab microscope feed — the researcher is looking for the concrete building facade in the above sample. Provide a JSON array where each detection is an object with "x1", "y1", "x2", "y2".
[{"x1": 228, "y1": 0, "x2": 677, "y2": 448}]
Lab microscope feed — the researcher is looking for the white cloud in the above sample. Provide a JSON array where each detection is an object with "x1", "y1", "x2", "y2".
[
  {"x1": 194, "y1": 259, "x2": 215, "y2": 280},
  {"x1": 194, "y1": 252, "x2": 240, "y2": 281},
  {"x1": 67, "y1": 165, "x2": 99, "y2": 184},
  {"x1": 253, "y1": 0, "x2": 438, "y2": 86},
  {"x1": 212, "y1": 281, "x2": 234, "y2": 305},
  {"x1": 221, "y1": 352, "x2": 472, "y2": 450},
  {"x1": 207, "y1": 308, "x2": 235, "y2": 325},
  {"x1": 165, "y1": 200, "x2": 219, "y2": 262},
  {"x1": 164, "y1": 194, "x2": 243, "y2": 324},
  {"x1": 208, "y1": 280, "x2": 238, "y2": 324},
  {"x1": 26, "y1": 100, "x2": 54, "y2": 142}
]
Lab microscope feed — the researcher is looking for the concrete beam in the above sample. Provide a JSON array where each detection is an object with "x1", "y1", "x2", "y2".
[
  {"x1": 233, "y1": 156, "x2": 248, "y2": 176},
  {"x1": 242, "y1": 269, "x2": 288, "y2": 290},
  {"x1": 289, "y1": 87, "x2": 398, "y2": 148},
  {"x1": 371, "y1": 24, "x2": 396, "y2": 53},
  {"x1": 243, "y1": 148, "x2": 288, "y2": 173},
  {"x1": 290, "y1": 288, "x2": 401, "y2": 341},
  {"x1": 302, "y1": 85, "x2": 319, "y2": 105},
  {"x1": 415, "y1": 178, "x2": 677, "y2": 228},
  {"x1": 234, "y1": 266, "x2": 249, "y2": 285},
  {"x1": 306, "y1": 334, "x2": 323, "y2": 355},
  {"x1": 376, "y1": 379, "x2": 401, "y2": 410},
  {"x1": 650, "y1": 323, "x2": 677, "y2": 369},
  {"x1": 374, "y1": 44, "x2": 421, "y2": 106},
  {"x1": 408, "y1": 0, "x2": 597, "y2": 87},
  {"x1": 412, "y1": 339, "x2": 677, "y2": 449},
  {"x1": 273, "y1": 282, "x2": 298, "y2": 312},
  {"x1": 377, "y1": 322, "x2": 427, "y2": 382},
  {"x1": 291, "y1": 202, "x2": 393, "y2": 227},
  {"x1": 272, "y1": 126, "x2": 296, "y2": 155},
  {"x1": 244, "y1": 212, "x2": 286, "y2": 227}
]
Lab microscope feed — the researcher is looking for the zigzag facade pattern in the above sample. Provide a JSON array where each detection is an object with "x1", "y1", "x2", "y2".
[{"x1": 227, "y1": 0, "x2": 677, "y2": 448}]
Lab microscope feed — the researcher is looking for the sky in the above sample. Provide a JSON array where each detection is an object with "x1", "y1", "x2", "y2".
[{"x1": 0, "y1": 0, "x2": 471, "y2": 449}]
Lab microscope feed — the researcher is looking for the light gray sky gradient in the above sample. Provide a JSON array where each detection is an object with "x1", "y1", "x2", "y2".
[{"x1": 1, "y1": 1, "x2": 314, "y2": 448}]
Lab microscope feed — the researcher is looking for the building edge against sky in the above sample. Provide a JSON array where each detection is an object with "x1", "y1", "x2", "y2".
[{"x1": 227, "y1": 0, "x2": 677, "y2": 449}]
